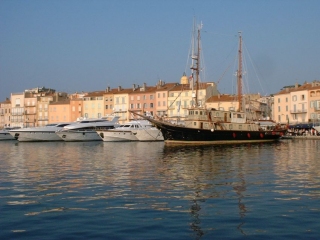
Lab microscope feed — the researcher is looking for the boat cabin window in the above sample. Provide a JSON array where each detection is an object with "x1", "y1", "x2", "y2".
[{"x1": 233, "y1": 113, "x2": 244, "y2": 119}]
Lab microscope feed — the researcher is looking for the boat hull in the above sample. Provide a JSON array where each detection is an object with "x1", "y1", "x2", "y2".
[
  {"x1": 56, "y1": 131, "x2": 101, "y2": 141},
  {"x1": 9, "y1": 131, "x2": 62, "y2": 142},
  {"x1": 144, "y1": 118, "x2": 286, "y2": 145},
  {"x1": 0, "y1": 132, "x2": 16, "y2": 140},
  {"x1": 97, "y1": 130, "x2": 138, "y2": 142},
  {"x1": 131, "y1": 128, "x2": 164, "y2": 141}
]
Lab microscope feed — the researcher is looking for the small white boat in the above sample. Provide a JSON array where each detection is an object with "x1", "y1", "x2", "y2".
[
  {"x1": 97, "y1": 120, "x2": 162, "y2": 142},
  {"x1": 9, "y1": 123, "x2": 71, "y2": 142},
  {"x1": 56, "y1": 115, "x2": 120, "y2": 142},
  {"x1": 0, "y1": 127, "x2": 21, "y2": 140}
]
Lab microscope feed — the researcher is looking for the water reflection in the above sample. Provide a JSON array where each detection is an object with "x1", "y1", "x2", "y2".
[{"x1": 1, "y1": 140, "x2": 320, "y2": 239}]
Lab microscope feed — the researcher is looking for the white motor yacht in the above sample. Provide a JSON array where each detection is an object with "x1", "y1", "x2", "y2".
[
  {"x1": 0, "y1": 127, "x2": 21, "y2": 140},
  {"x1": 97, "y1": 120, "x2": 163, "y2": 142},
  {"x1": 132, "y1": 126, "x2": 163, "y2": 141},
  {"x1": 9, "y1": 123, "x2": 71, "y2": 142},
  {"x1": 56, "y1": 115, "x2": 120, "y2": 142}
]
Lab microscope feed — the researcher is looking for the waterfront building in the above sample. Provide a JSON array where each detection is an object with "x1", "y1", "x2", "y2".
[
  {"x1": 206, "y1": 94, "x2": 238, "y2": 111},
  {"x1": 128, "y1": 83, "x2": 157, "y2": 120},
  {"x1": 273, "y1": 81, "x2": 320, "y2": 125},
  {"x1": 113, "y1": 86, "x2": 133, "y2": 123},
  {"x1": 103, "y1": 87, "x2": 116, "y2": 117},
  {"x1": 37, "y1": 92, "x2": 68, "y2": 126},
  {"x1": 309, "y1": 81, "x2": 320, "y2": 125},
  {"x1": 154, "y1": 80, "x2": 176, "y2": 118},
  {"x1": 82, "y1": 91, "x2": 105, "y2": 119},
  {"x1": 166, "y1": 73, "x2": 218, "y2": 119},
  {"x1": 0, "y1": 98, "x2": 11, "y2": 128},
  {"x1": 10, "y1": 92, "x2": 25, "y2": 128},
  {"x1": 49, "y1": 99, "x2": 71, "y2": 123},
  {"x1": 24, "y1": 92, "x2": 38, "y2": 127},
  {"x1": 69, "y1": 98, "x2": 84, "y2": 122}
]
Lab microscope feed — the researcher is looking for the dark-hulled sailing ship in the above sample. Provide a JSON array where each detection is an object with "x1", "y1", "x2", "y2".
[{"x1": 131, "y1": 27, "x2": 287, "y2": 144}]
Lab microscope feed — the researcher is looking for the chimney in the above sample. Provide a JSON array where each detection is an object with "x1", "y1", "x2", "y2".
[
  {"x1": 295, "y1": 83, "x2": 299, "y2": 89},
  {"x1": 132, "y1": 84, "x2": 136, "y2": 91},
  {"x1": 143, "y1": 83, "x2": 147, "y2": 89},
  {"x1": 118, "y1": 86, "x2": 122, "y2": 91}
]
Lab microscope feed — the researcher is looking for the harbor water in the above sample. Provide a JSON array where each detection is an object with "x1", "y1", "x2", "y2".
[{"x1": 0, "y1": 139, "x2": 320, "y2": 239}]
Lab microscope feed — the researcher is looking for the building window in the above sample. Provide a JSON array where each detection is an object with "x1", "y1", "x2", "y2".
[
  {"x1": 292, "y1": 95, "x2": 297, "y2": 101},
  {"x1": 278, "y1": 98, "x2": 280, "y2": 103},
  {"x1": 150, "y1": 103, "x2": 154, "y2": 108},
  {"x1": 286, "y1": 97, "x2": 288, "y2": 102},
  {"x1": 301, "y1": 94, "x2": 305, "y2": 100}
]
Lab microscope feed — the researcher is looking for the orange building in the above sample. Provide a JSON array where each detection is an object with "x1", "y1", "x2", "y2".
[{"x1": 49, "y1": 100, "x2": 71, "y2": 123}]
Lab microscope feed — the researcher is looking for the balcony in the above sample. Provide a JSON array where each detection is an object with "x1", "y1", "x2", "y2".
[
  {"x1": 290, "y1": 109, "x2": 307, "y2": 114},
  {"x1": 11, "y1": 112, "x2": 24, "y2": 116}
]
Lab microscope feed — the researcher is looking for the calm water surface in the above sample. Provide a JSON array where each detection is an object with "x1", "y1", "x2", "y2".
[{"x1": 0, "y1": 140, "x2": 320, "y2": 239}]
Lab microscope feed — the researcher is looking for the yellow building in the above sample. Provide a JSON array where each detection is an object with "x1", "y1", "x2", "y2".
[
  {"x1": 82, "y1": 91, "x2": 105, "y2": 119},
  {"x1": 10, "y1": 92, "x2": 25, "y2": 128},
  {"x1": 0, "y1": 98, "x2": 11, "y2": 128}
]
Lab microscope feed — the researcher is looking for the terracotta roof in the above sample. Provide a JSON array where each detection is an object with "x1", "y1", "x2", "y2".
[
  {"x1": 274, "y1": 81, "x2": 320, "y2": 95},
  {"x1": 206, "y1": 94, "x2": 237, "y2": 102},
  {"x1": 49, "y1": 99, "x2": 70, "y2": 105},
  {"x1": 84, "y1": 91, "x2": 106, "y2": 97}
]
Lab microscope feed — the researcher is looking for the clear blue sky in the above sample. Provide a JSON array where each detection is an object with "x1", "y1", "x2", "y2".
[{"x1": 1, "y1": 0, "x2": 320, "y2": 100}]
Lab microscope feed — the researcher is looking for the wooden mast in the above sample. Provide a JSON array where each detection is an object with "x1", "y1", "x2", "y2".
[
  {"x1": 237, "y1": 31, "x2": 243, "y2": 112},
  {"x1": 191, "y1": 24, "x2": 201, "y2": 107}
]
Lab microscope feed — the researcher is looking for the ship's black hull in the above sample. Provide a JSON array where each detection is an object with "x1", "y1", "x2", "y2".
[{"x1": 146, "y1": 118, "x2": 286, "y2": 145}]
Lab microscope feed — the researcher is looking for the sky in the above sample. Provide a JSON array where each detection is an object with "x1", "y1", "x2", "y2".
[{"x1": 1, "y1": 0, "x2": 320, "y2": 100}]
